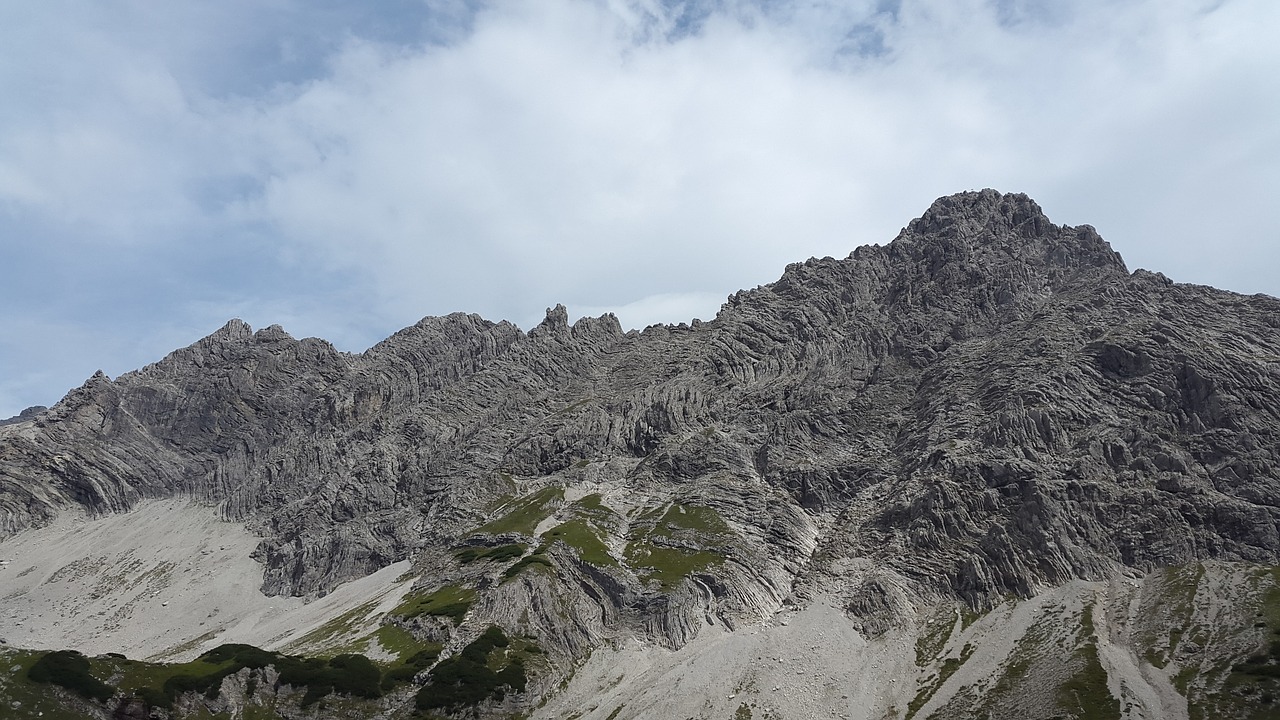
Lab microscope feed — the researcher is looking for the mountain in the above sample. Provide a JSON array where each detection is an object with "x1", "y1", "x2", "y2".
[{"x1": 2, "y1": 189, "x2": 1279, "y2": 720}]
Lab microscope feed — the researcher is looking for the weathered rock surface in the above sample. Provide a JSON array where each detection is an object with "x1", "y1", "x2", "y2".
[
  {"x1": 2, "y1": 189, "x2": 1279, "y2": 718},
  {"x1": 0, "y1": 406, "x2": 47, "y2": 426}
]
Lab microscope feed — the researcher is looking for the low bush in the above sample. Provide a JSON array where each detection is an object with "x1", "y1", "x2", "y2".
[
  {"x1": 134, "y1": 643, "x2": 384, "y2": 709},
  {"x1": 456, "y1": 544, "x2": 527, "y2": 564},
  {"x1": 415, "y1": 626, "x2": 525, "y2": 711},
  {"x1": 276, "y1": 653, "x2": 382, "y2": 706},
  {"x1": 28, "y1": 650, "x2": 115, "y2": 703}
]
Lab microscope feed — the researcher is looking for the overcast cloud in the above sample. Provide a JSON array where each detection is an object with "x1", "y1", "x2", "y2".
[{"x1": 1, "y1": 0, "x2": 1277, "y2": 418}]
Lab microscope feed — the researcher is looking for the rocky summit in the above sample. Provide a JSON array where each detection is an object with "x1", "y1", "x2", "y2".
[{"x1": 2, "y1": 189, "x2": 1279, "y2": 720}]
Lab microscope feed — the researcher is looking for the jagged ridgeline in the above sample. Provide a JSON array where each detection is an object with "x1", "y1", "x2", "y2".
[{"x1": 2, "y1": 189, "x2": 1280, "y2": 720}]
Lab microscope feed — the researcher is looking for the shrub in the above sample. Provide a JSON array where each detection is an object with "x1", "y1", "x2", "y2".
[
  {"x1": 276, "y1": 653, "x2": 383, "y2": 706},
  {"x1": 135, "y1": 643, "x2": 384, "y2": 710},
  {"x1": 415, "y1": 626, "x2": 524, "y2": 711},
  {"x1": 28, "y1": 650, "x2": 115, "y2": 703},
  {"x1": 326, "y1": 653, "x2": 382, "y2": 698},
  {"x1": 381, "y1": 665, "x2": 421, "y2": 690},
  {"x1": 199, "y1": 643, "x2": 276, "y2": 669},
  {"x1": 406, "y1": 647, "x2": 441, "y2": 667},
  {"x1": 456, "y1": 544, "x2": 527, "y2": 564}
]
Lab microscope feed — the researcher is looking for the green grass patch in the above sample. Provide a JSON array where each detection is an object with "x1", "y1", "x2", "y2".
[
  {"x1": 544, "y1": 520, "x2": 617, "y2": 566},
  {"x1": 502, "y1": 553, "x2": 554, "y2": 580},
  {"x1": 455, "y1": 543, "x2": 528, "y2": 564},
  {"x1": 656, "y1": 504, "x2": 732, "y2": 535},
  {"x1": 914, "y1": 607, "x2": 957, "y2": 667},
  {"x1": 392, "y1": 585, "x2": 477, "y2": 625},
  {"x1": 379, "y1": 640, "x2": 444, "y2": 692},
  {"x1": 476, "y1": 486, "x2": 563, "y2": 535},
  {"x1": 0, "y1": 649, "x2": 116, "y2": 720},
  {"x1": 1053, "y1": 600, "x2": 1121, "y2": 719},
  {"x1": 625, "y1": 545, "x2": 722, "y2": 589},
  {"x1": 1056, "y1": 640, "x2": 1121, "y2": 719},
  {"x1": 371, "y1": 624, "x2": 438, "y2": 663},
  {"x1": 970, "y1": 608, "x2": 1059, "y2": 718},
  {"x1": 1133, "y1": 565, "x2": 1205, "y2": 670},
  {"x1": 623, "y1": 503, "x2": 733, "y2": 589},
  {"x1": 906, "y1": 643, "x2": 974, "y2": 719},
  {"x1": 27, "y1": 650, "x2": 115, "y2": 703},
  {"x1": 577, "y1": 493, "x2": 606, "y2": 512},
  {"x1": 284, "y1": 599, "x2": 380, "y2": 654},
  {"x1": 111, "y1": 655, "x2": 230, "y2": 696}
]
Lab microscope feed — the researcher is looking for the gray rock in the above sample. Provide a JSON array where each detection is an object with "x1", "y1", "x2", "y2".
[{"x1": 1, "y1": 189, "x2": 1278, "y2": 692}]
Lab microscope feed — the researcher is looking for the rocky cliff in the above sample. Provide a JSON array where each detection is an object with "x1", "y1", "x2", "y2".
[{"x1": 2, "y1": 189, "x2": 1279, "y2": 719}]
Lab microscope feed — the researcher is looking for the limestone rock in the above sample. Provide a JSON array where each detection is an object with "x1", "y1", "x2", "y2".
[{"x1": 1, "y1": 189, "x2": 1278, "y2": 685}]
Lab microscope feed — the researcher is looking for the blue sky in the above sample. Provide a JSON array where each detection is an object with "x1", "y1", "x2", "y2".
[{"x1": 1, "y1": 0, "x2": 1277, "y2": 418}]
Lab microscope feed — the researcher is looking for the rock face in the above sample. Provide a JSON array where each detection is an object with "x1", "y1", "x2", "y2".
[
  {"x1": 2, "y1": 189, "x2": 1279, "y2": 715},
  {"x1": 0, "y1": 406, "x2": 47, "y2": 426}
]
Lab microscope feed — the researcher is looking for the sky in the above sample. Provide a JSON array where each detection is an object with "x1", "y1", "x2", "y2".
[{"x1": 1, "y1": 0, "x2": 1277, "y2": 418}]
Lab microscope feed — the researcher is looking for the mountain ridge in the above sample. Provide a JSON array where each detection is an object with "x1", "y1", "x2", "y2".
[{"x1": 3, "y1": 189, "x2": 1280, "y2": 719}]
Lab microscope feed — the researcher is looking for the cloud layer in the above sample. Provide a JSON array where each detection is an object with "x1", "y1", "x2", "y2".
[{"x1": 2, "y1": 0, "x2": 1277, "y2": 417}]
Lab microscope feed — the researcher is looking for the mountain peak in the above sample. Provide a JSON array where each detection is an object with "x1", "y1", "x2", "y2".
[
  {"x1": 890, "y1": 189, "x2": 1127, "y2": 276},
  {"x1": 907, "y1": 189, "x2": 1047, "y2": 237}
]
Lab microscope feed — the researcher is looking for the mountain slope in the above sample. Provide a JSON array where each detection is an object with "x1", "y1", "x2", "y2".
[{"x1": 2, "y1": 189, "x2": 1279, "y2": 719}]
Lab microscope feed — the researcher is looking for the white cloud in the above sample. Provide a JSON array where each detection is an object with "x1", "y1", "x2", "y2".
[{"x1": 1, "y1": 0, "x2": 1278, "y2": 417}]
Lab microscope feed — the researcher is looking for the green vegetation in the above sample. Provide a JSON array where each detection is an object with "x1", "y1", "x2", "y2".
[
  {"x1": 1, "y1": 648, "x2": 112, "y2": 720},
  {"x1": 455, "y1": 543, "x2": 528, "y2": 564},
  {"x1": 373, "y1": 623, "x2": 440, "y2": 664},
  {"x1": 914, "y1": 607, "x2": 957, "y2": 667},
  {"x1": 531, "y1": 492, "x2": 621, "y2": 568},
  {"x1": 544, "y1": 519, "x2": 617, "y2": 566},
  {"x1": 415, "y1": 626, "x2": 533, "y2": 711},
  {"x1": 624, "y1": 503, "x2": 734, "y2": 589},
  {"x1": 7, "y1": 622, "x2": 455, "y2": 718},
  {"x1": 379, "y1": 643, "x2": 442, "y2": 691},
  {"x1": 735, "y1": 702, "x2": 753, "y2": 720},
  {"x1": 392, "y1": 585, "x2": 477, "y2": 625},
  {"x1": 119, "y1": 644, "x2": 384, "y2": 710},
  {"x1": 627, "y1": 545, "x2": 723, "y2": 589},
  {"x1": 1138, "y1": 564, "x2": 1205, "y2": 668},
  {"x1": 277, "y1": 653, "x2": 382, "y2": 706},
  {"x1": 284, "y1": 599, "x2": 380, "y2": 655},
  {"x1": 1219, "y1": 576, "x2": 1280, "y2": 717},
  {"x1": 907, "y1": 643, "x2": 975, "y2": 719},
  {"x1": 577, "y1": 493, "x2": 607, "y2": 512},
  {"x1": 1057, "y1": 643, "x2": 1121, "y2": 719},
  {"x1": 1055, "y1": 602, "x2": 1121, "y2": 720},
  {"x1": 477, "y1": 486, "x2": 564, "y2": 535},
  {"x1": 110, "y1": 654, "x2": 232, "y2": 702},
  {"x1": 27, "y1": 650, "x2": 114, "y2": 703},
  {"x1": 656, "y1": 504, "x2": 732, "y2": 535},
  {"x1": 503, "y1": 553, "x2": 554, "y2": 580},
  {"x1": 145, "y1": 646, "x2": 337, "y2": 708},
  {"x1": 971, "y1": 608, "x2": 1058, "y2": 718}
]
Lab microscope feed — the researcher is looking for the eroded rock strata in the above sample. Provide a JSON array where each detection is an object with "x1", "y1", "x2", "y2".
[{"x1": 2, "y1": 189, "x2": 1279, "y2": 719}]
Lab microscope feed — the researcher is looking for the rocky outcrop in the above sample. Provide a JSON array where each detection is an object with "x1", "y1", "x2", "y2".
[
  {"x1": 2, "y1": 190, "x2": 1278, "y2": 677},
  {"x1": 0, "y1": 406, "x2": 47, "y2": 426}
]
